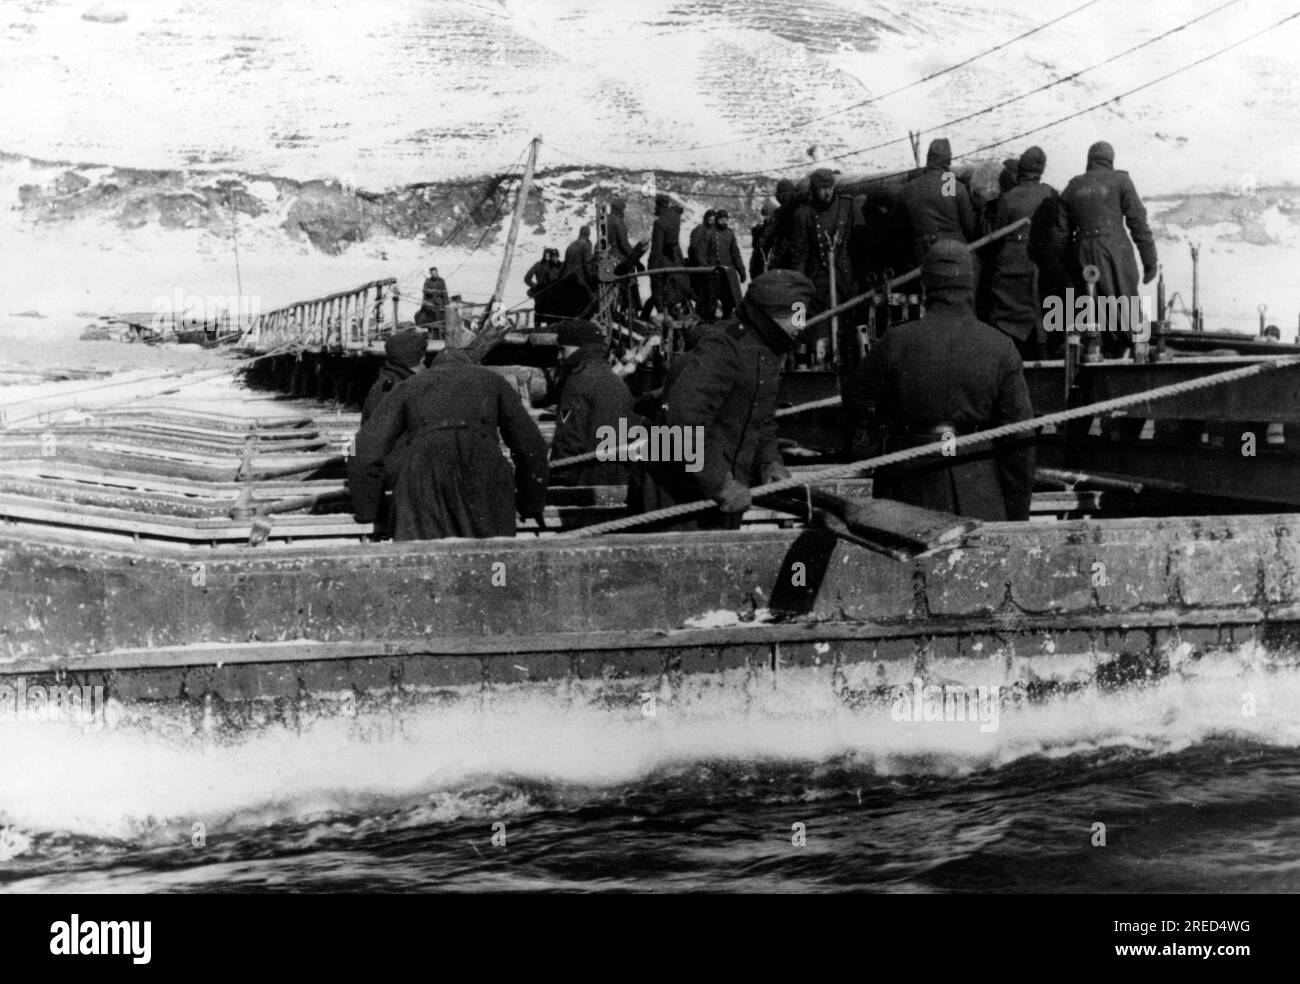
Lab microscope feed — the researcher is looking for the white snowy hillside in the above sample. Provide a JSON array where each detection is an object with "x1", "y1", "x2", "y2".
[
  {"x1": 1, "y1": 0, "x2": 1299, "y2": 338},
  {"x1": 4, "y1": 0, "x2": 1298, "y2": 189}
]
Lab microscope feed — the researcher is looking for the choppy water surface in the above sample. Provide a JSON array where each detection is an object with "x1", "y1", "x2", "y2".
[{"x1": 2, "y1": 646, "x2": 1299, "y2": 893}]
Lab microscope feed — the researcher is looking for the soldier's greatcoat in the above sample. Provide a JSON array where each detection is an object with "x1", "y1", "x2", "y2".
[
  {"x1": 349, "y1": 349, "x2": 548, "y2": 540},
  {"x1": 853, "y1": 293, "x2": 1036, "y2": 521}
]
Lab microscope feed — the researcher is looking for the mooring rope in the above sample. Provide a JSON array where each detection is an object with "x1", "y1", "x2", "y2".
[{"x1": 566, "y1": 356, "x2": 1300, "y2": 537}]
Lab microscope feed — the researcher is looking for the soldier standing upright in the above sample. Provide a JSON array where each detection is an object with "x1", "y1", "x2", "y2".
[
  {"x1": 560, "y1": 225, "x2": 597, "y2": 319},
  {"x1": 416, "y1": 266, "x2": 449, "y2": 329},
  {"x1": 749, "y1": 201, "x2": 776, "y2": 280},
  {"x1": 1059, "y1": 140, "x2": 1158, "y2": 358},
  {"x1": 850, "y1": 240, "x2": 1035, "y2": 521},
  {"x1": 688, "y1": 209, "x2": 719, "y2": 320},
  {"x1": 647, "y1": 194, "x2": 690, "y2": 314},
  {"x1": 898, "y1": 138, "x2": 976, "y2": 268},
  {"x1": 765, "y1": 178, "x2": 802, "y2": 271},
  {"x1": 524, "y1": 247, "x2": 562, "y2": 328},
  {"x1": 982, "y1": 146, "x2": 1059, "y2": 361},
  {"x1": 787, "y1": 168, "x2": 866, "y2": 359},
  {"x1": 710, "y1": 210, "x2": 747, "y2": 320}
]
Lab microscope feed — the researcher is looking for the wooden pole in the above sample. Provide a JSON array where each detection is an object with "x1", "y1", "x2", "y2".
[{"x1": 469, "y1": 135, "x2": 542, "y2": 361}]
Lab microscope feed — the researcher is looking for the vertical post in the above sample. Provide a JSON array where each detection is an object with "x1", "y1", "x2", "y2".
[
  {"x1": 827, "y1": 243, "x2": 839, "y2": 370},
  {"x1": 471, "y1": 135, "x2": 542, "y2": 359},
  {"x1": 1153, "y1": 267, "x2": 1166, "y2": 362},
  {"x1": 1190, "y1": 243, "x2": 1202, "y2": 332},
  {"x1": 391, "y1": 286, "x2": 400, "y2": 330}
]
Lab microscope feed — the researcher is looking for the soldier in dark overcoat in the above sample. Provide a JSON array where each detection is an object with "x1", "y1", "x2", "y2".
[
  {"x1": 850, "y1": 240, "x2": 1035, "y2": 521},
  {"x1": 349, "y1": 348, "x2": 548, "y2": 540}
]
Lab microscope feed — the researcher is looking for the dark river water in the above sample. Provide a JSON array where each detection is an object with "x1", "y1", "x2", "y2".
[{"x1": 2, "y1": 652, "x2": 1298, "y2": 893}]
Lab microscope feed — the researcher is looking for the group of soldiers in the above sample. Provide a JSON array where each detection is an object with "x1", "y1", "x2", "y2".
[
  {"x1": 348, "y1": 137, "x2": 1156, "y2": 539},
  {"x1": 745, "y1": 137, "x2": 1157, "y2": 361}
]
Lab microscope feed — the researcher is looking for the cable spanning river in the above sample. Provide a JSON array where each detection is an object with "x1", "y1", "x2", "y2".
[{"x1": 2, "y1": 648, "x2": 1297, "y2": 892}]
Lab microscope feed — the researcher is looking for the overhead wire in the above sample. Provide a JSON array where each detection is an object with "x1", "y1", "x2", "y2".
[{"x1": 565, "y1": 0, "x2": 1108, "y2": 157}]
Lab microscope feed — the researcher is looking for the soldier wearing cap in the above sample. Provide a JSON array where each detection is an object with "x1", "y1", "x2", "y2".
[
  {"x1": 688, "y1": 209, "x2": 719, "y2": 319},
  {"x1": 548, "y1": 319, "x2": 636, "y2": 488},
  {"x1": 898, "y1": 138, "x2": 976, "y2": 268},
  {"x1": 765, "y1": 178, "x2": 803, "y2": 271},
  {"x1": 710, "y1": 210, "x2": 747, "y2": 319},
  {"x1": 648, "y1": 193, "x2": 691, "y2": 313},
  {"x1": 750, "y1": 201, "x2": 777, "y2": 280},
  {"x1": 362, "y1": 327, "x2": 428, "y2": 424},
  {"x1": 560, "y1": 225, "x2": 598, "y2": 319},
  {"x1": 524, "y1": 247, "x2": 563, "y2": 328},
  {"x1": 629, "y1": 269, "x2": 817, "y2": 530},
  {"x1": 788, "y1": 168, "x2": 867, "y2": 357},
  {"x1": 850, "y1": 240, "x2": 1035, "y2": 521},
  {"x1": 1059, "y1": 140, "x2": 1157, "y2": 358},
  {"x1": 416, "y1": 267, "x2": 449, "y2": 328},
  {"x1": 982, "y1": 146, "x2": 1061, "y2": 360}
]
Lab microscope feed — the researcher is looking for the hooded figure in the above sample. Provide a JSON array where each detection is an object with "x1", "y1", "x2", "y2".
[
  {"x1": 629, "y1": 270, "x2": 818, "y2": 530},
  {"x1": 850, "y1": 240, "x2": 1035, "y2": 521},
  {"x1": 981, "y1": 146, "x2": 1060, "y2": 359},
  {"x1": 349, "y1": 347, "x2": 548, "y2": 540},
  {"x1": 898, "y1": 138, "x2": 976, "y2": 268},
  {"x1": 548, "y1": 319, "x2": 636, "y2": 487},
  {"x1": 648, "y1": 194, "x2": 691, "y2": 311},
  {"x1": 1058, "y1": 141, "x2": 1157, "y2": 356}
]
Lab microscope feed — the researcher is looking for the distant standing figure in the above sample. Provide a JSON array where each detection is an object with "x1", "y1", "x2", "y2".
[
  {"x1": 606, "y1": 196, "x2": 645, "y2": 315},
  {"x1": 1059, "y1": 140, "x2": 1158, "y2": 358},
  {"x1": 749, "y1": 201, "x2": 776, "y2": 280},
  {"x1": 788, "y1": 168, "x2": 867, "y2": 353},
  {"x1": 647, "y1": 194, "x2": 691, "y2": 313},
  {"x1": 560, "y1": 225, "x2": 598, "y2": 319},
  {"x1": 524, "y1": 247, "x2": 563, "y2": 328},
  {"x1": 983, "y1": 146, "x2": 1060, "y2": 361},
  {"x1": 898, "y1": 139, "x2": 976, "y2": 268},
  {"x1": 416, "y1": 267, "x2": 448, "y2": 328},
  {"x1": 765, "y1": 178, "x2": 803, "y2": 271},
  {"x1": 710, "y1": 210, "x2": 747, "y2": 320}
]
